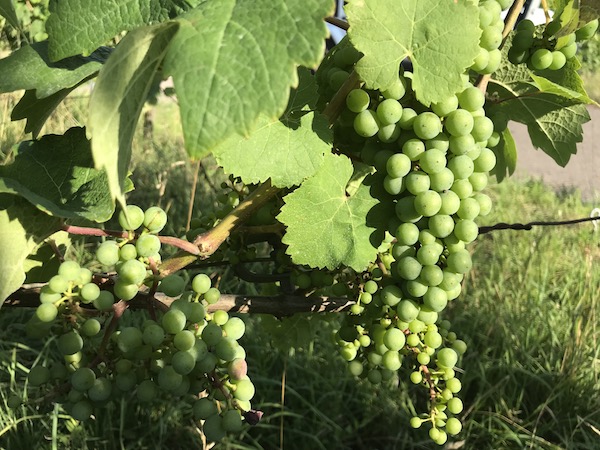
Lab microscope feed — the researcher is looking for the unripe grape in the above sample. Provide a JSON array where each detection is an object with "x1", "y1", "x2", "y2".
[
  {"x1": 353, "y1": 110, "x2": 380, "y2": 137},
  {"x1": 36, "y1": 303, "x2": 58, "y2": 322},
  {"x1": 437, "y1": 348, "x2": 459, "y2": 369},
  {"x1": 575, "y1": 19, "x2": 598, "y2": 41},
  {"x1": 413, "y1": 112, "x2": 442, "y2": 140},
  {"x1": 377, "y1": 99, "x2": 403, "y2": 125},
  {"x1": 346, "y1": 89, "x2": 370, "y2": 113},
  {"x1": 159, "y1": 274, "x2": 186, "y2": 297},
  {"x1": 135, "y1": 234, "x2": 161, "y2": 258},
  {"x1": 143, "y1": 206, "x2": 168, "y2": 233},
  {"x1": 192, "y1": 273, "x2": 212, "y2": 294},
  {"x1": 530, "y1": 49, "x2": 553, "y2": 70},
  {"x1": 119, "y1": 205, "x2": 144, "y2": 230}
]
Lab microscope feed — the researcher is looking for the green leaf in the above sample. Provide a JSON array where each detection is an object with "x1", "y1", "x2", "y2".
[
  {"x1": 23, "y1": 231, "x2": 71, "y2": 283},
  {"x1": 278, "y1": 153, "x2": 379, "y2": 271},
  {"x1": 0, "y1": 194, "x2": 61, "y2": 305},
  {"x1": 11, "y1": 88, "x2": 75, "y2": 138},
  {"x1": 45, "y1": 0, "x2": 191, "y2": 61},
  {"x1": 259, "y1": 314, "x2": 321, "y2": 352},
  {"x1": 345, "y1": 0, "x2": 480, "y2": 105},
  {"x1": 0, "y1": 41, "x2": 109, "y2": 98},
  {"x1": 491, "y1": 129, "x2": 517, "y2": 182},
  {"x1": 488, "y1": 83, "x2": 590, "y2": 167},
  {"x1": 213, "y1": 68, "x2": 332, "y2": 188},
  {"x1": 531, "y1": 58, "x2": 596, "y2": 105},
  {"x1": 88, "y1": 22, "x2": 179, "y2": 207},
  {"x1": 0, "y1": 0, "x2": 20, "y2": 31},
  {"x1": 163, "y1": 0, "x2": 334, "y2": 159},
  {"x1": 0, "y1": 127, "x2": 116, "y2": 222}
]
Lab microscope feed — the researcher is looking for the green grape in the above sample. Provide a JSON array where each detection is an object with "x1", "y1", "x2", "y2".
[
  {"x1": 431, "y1": 95, "x2": 458, "y2": 117},
  {"x1": 402, "y1": 138, "x2": 425, "y2": 160},
  {"x1": 215, "y1": 337, "x2": 239, "y2": 362},
  {"x1": 58, "y1": 260, "x2": 81, "y2": 281},
  {"x1": 472, "y1": 116, "x2": 494, "y2": 142},
  {"x1": 119, "y1": 244, "x2": 138, "y2": 261},
  {"x1": 204, "y1": 287, "x2": 221, "y2": 304},
  {"x1": 383, "y1": 176, "x2": 404, "y2": 195},
  {"x1": 417, "y1": 243, "x2": 443, "y2": 266},
  {"x1": 71, "y1": 367, "x2": 96, "y2": 391},
  {"x1": 419, "y1": 149, "x2": 446, "y2": 175},
  {"x1": 192, "y1": 273, "x2": 212, "y2": 294},
  {"x1": 474, "y1": 148, "x2": 497, "y2": 172},
  {"x1": 551, "y1": 52, "x2": 567, "y2": 72},
  {"x1": 414, "y1": 190, "x2": 442, "y2": 217},
  {"x1": 424, "y1": 329, "x2": 443, "y2": 348},
  {"x1": 113, "y1": 280, "x2": 139, "y2": 301},
  {"x1": 7, "y1": 395, "x2": 22, "y2": 409},
  {"x1": 233, "y1": 378, "x2": 255, "y2": 401},
  {"x1": 188, "y1": 302, "x2": 207, "y2": 324},
  {"x1": 447, "y1": 397, "x2": 464, "y2": 414},
  {"x1": 451, "y1": 179, "x2": 474, "y2": 199},
  {"x1": 202, "y1": 322, "x2": 223, "y2": 346},
  {"x1": 446, "y1": 249, "x2": 472, "y2": 274},
  {"x1": 143, "y1": 324, "x2": 166, "y2": 348},
  {"x1": 508, "y1": 46, "x2": 529, "y2": 65},
  {"x1": 480, "y1": 26, "x2": 503, "y2": 51},
  {"x1": 115, "y1": 372, "x2": 137, "y2": 391},
  {"x1": 93, "y1": 291, "x2": 115, "y2": 311},
  {"x1": 396, "y1": 222, "x2": 419, "y2": 246},
  {"x1": 381, "y1": 284, "x2": 403, "y2": 307},
  {"x1": 203, "y1": 414, "x2": 226, "y2": 442},
  {"x1": 437, "y1": 348, "x2": 459, "y2": 369},
  {"x1": 378, "y1": 123, "x2": 402, "y2": 143},
  {"x1": 80, "y1": 283, "x2": 100, "y2": 303},
  {"x1": 58, "y1": 331, "x2": 83, "y2": 355},
  {"x1": 439, "y1": 190, "x2": 461, "y2": 215},
  {"x1": 143, "y1": 206, "x2": 168, "y2": 233},
  {"x1": 575, "y1": 19, "x2": 598, "y2": 41},
  {"x1": 448, "y1": 155, "x2": 474, "y2": 179},
  {"x1": 118, "y1": 259, "x2": 147, "y2": 285},
  {"x1": 458, "y1": 86, "x2": 485, "y2": 112},
  {"x1": 159, "y1": 274, "x2": 186, "y2": 297},
  {"x1": 40, "y1": 286, "x2": 62, "y2": 304},
  {"x1": 428, "y1": 215, "x2": 455, "y2": 238},
  {"x1": 474, "y1": 192, "x2": 492, "y2": 216},
  {"x1": 346, "y1": 88, "x2": 370, "y2": 113},
  {"x1": 193, "y1": 398, "x2": 219, "y2": 420},
  {"x1": 445, "y1": 109, "x2": 474, "y2": 137},
  {"x1": 70, "y1": 400, "x2": 93, "y2": 421},
  {"x1": 413, "y1": 112, "x2": 442, "y2": 140},
  {"x1": 334, "y1": 45, "x2": 361, "y2": 66},
  {"x1": 48, "y1": 274, "x2": 69, "y2": 294},
  {"x1": 222, "y1": 410, "x2": 244, "y2": 432},
  {"x1": 117, "y1": 327, "x2": 143, "y2": 353},
  {"x1": 81, "y1": 318, "x2": 101, "y2": 337},
  {"x1": 158, "y1": 365, "x2": 183, "y2": 391},
  {"x1": 382, "y1": 75, "x2": 407, "y2": 100},
  {"x1": 382, "y1": 350, "x2": 402, "y2": 371},
  {"x1": 530, "y1": 48, "x2": 553, "y2": 70},
  {"x1": 446, "y1": 377, "x2": 462, "y2": 393},
  {"x1": 377, "y1": 98, "x2": 403, "y2": 125},
  {"x1": 426, "y1": 132, "x2": 450, "y2": 151},
  {"x1": 119, "y1": 205, "x2": 145, "y2": 230},
  {"x1": 405, "y1": 171, "x2": 430, "y2": 195},
  {"x1": 398, "y1": 107, "x2": 417, "y2": 130},
  {"x1": 228, "y1": 358, "x2": 248, "y2": 380},
  {"x1": 559, "y1": 42, "x2": 577, "y2": 59},
  {"x1": 354, "y1": 109, "x2": 380, "y2": 137},
  {"x1": 449, "y1": 134, "x2": 476, "y2": 155},
  {"x1": 329, "y1": 69, "x2": 348, "y2": 90},
  {"x1": 410, "y1": 416, "x2": 423, "y2": 428},
  {"x1": 162, "y1": 309, "x2": 187, "y2": 334},
  {"x1": 482, "y1": 48, "x2": 502, "y2": 74},
  {"x1": 420, "y1": 265, "x2": 444, "y2": 286},
  {"x1": 28, "y1": 365, "x2": 50, "y2": 386},
  {"x1": 88, "y1": 377, "x2": 112, "y2": 402},
  {"x1": 410, "y1": 371, "x2": 424, "y2": 385},
  {"x1": 396, "y1": 256, "x2": 422, "y2": 280},
  {"x1": 429, "y1": 168, "x2": 454, "y2": 192},
  {"x1": 173, "y1": 330, "x2": 195, "y2": 351},
  {"x1": 471, "y1": 47, "x2": 490, "y2": 72},
  {"x1": 135, "y1": 234, "x2": 161, "y2": 258},
  {"x1": 172, "y1": 350, "x2": 196, "y2": 375},
  {"x1": 517, "y1": 18, "x2": 535, "y2": 33},
  {"x1": 213, "y1": 310, "x2": 229, "y2": 326},
  {"x1": 445, "y1": 417, "x2": 462, "y2": 435},
  {"x1": 383, "y1": 327, "x2": 406, "y2": 351},
  {"x1": 36, "y1": 303, "x2": 58, "y2": 322},
  {"x1": 396, "y1": 299, "x2": 420, "y2": 322},
  {"x1": 223, "y1": 317, "x2": 245, "y2": 340},
  {"x1": 96, "y1": 241, "x2": 120, "y2": 266},
  {"x1": 453, "y1": 339, "x2": 468, "y2": 355},
  {"x1": 386, "y1": 153, "x2": 412, "y2": 178},
  {"x1": 512, "y1": 29, "x2": 535, "y2": 51}
]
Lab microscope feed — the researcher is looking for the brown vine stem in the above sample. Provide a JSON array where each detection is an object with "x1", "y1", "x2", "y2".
[
  {"x1": 476, "y1": 0, "x2": 526, "y2": 93},
  {"x1": 325, "y1": 16, "x2": 349, "y2": 31},
  {"x1": 323, "y1": 70, "x2": 361, "y2": 125},
  {"x1": 61, "y1": 224, "x2": 200, "y2": 256}
]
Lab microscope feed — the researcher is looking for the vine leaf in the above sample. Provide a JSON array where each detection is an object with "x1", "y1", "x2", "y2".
[
  {"x1": 278, "y1": 153, "x2": 379, "y2": 271},
  {"x1": 0, "y1": 0, "x2": 20, "y2": 32},
  {"x1": 163, "y1": 0, "x2": 334, "y2": 159},
  {"x1": 0, "y1": 194, "x2": 61, "y2": 306},
  {"x1": 530, "y1": 59, "x2": 596, "y2": 105},
  {"x1": 345, "y1": 0, "x2": 480, "y2": 105},
  {"x1": 88, "y1": 22, "x2": 179, "y2": 207},
  {"x1": 12, "y1": 88, "x2": 77, "y2": 139},
  {"x1": 492, "y1": 129, "x2": 517, "y2": 182},
  {"x1": 0, "y1": 41, "x2": 110, "y2": 98},
  {"x1": 45, "y1": 0, "x2": 192, "y2": 61},
  {"x1": 0, "y1": 127, "x2": 117, "y2": 222},
  {"x1": 213, "y1": 68, "x2": 332, "y2": 188}
]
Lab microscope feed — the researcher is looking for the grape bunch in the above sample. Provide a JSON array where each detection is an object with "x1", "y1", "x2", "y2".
[
  {"x1": 471, "y1": 0, "x2": 510, "y2": 74},
  {"x1": 509, "y1": 18, "x2": 599, "y2": 70},
  {"x1": 320, "y1": 40, "x2": 499, "y2": 444},
  {"x1": 20, "y1": 205, "x2": 260, "y2": 443}
]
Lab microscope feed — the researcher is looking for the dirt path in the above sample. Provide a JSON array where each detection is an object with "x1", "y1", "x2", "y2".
[{"x1": 509, "y1": 106, "x2": 600, "y2": 202}]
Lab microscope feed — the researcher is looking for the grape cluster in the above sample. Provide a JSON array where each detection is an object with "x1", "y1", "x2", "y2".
[
  {"x1": 471, "y1": 0, "x2": 513, "y2": 74},
  {"x1": 320, "y1": 39, "x2": 499, "y2": 443},
  {"x1": 509, "y1": 18, "x2": 599, "y2": 70},
  {"x1": 21, "y1": 205, "x2": 260, "y2": 442}
]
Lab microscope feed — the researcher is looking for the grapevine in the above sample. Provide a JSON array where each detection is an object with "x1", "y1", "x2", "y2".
[{"x1": 0, "y1": 0, "x2": 598, "y2": 447}]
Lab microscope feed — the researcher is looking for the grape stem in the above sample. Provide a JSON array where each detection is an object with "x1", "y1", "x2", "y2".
[
  {"x1": 325, "y1": 16, "x2": 349, "y2": 31},
  {"x1": 420, "y1": 364, "x2": 438, "y2": 403},
  {"x1": 60, "y1": 223, "x2": 201, "y2": 255}
]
